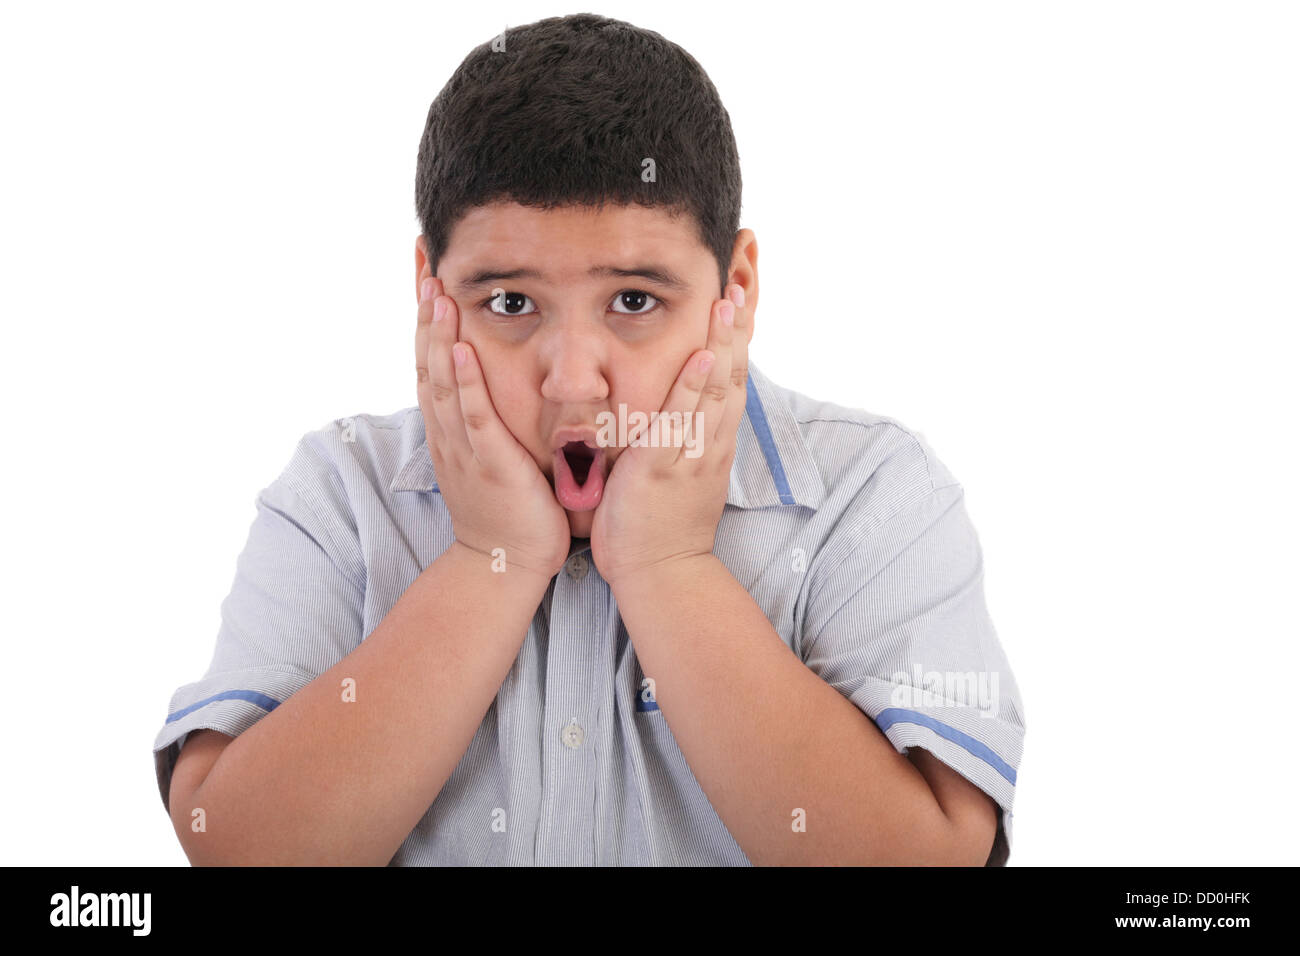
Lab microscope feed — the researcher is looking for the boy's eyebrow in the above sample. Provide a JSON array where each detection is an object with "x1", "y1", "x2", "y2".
[{"x1": 450, "y1": 264, "x2": 691, "y2": 295}]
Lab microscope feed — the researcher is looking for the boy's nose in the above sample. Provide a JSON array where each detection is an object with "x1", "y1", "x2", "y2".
[
  {"x1": 539, "y1": 329, "x2": 609, "y2": 405},
  {"x1": 540, "y1": 354, "x2": 609, "y2": 405}
]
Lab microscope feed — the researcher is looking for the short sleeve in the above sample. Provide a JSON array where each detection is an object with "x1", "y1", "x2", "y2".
[
  {"x1": 152, "y1": 442, "x2": 365, "y2": 815},
  {"x1": 800, "y1": 479, "x2": 1025, "y2": 866}
]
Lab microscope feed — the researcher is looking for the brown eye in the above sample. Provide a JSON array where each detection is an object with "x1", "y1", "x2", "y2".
[
  {"x1": 486, "y1": 290, "x2": 537, "y2": 316},
  {"x1": 610, "y1": 290, "x2": 660, "y2": 315}
]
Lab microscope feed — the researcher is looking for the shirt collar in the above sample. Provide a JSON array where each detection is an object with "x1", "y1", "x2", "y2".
[{"x1": 389, "y1": 361, "x2": 825, "y2": 511}]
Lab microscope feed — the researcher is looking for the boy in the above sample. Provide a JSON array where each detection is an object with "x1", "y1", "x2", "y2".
[{"x1": 153, "y1": 13, "x2": 1024, "y2": 866}]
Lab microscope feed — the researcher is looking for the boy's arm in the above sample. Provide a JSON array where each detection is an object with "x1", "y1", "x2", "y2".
[
  {"x1": 611, "y1": 555, "x2": 997, "y2": 867},
  {"x1": 906, "y1": 747, "x2": 1001, "y2": 857},
  {"x1": 168, "y1": 541, "x2": 551, "y2": 867}
]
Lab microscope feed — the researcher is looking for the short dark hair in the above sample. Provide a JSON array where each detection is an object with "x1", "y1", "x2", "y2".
[{"x1": 415, "y1": 13, "x2": 742, "y2": 294}]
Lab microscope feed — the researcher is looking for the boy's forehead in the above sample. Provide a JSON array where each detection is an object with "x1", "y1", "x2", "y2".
[{"x1": 441, "y1": 201, "x2": 711, "y2": 286}]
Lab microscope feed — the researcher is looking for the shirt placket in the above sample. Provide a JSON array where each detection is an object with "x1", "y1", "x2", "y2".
[{"x1": 534, "y1": 546, "x2": 605, "y2": 865}]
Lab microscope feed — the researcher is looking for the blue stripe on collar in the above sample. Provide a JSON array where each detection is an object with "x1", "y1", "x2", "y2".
[{"x1": 745, "y1": 374, "x2": 796, "y2": 506}]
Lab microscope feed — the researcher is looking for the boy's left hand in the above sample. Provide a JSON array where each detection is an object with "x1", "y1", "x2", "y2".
[{"x1": 590, "y1": 285, "x2": 748, "y2": 589}]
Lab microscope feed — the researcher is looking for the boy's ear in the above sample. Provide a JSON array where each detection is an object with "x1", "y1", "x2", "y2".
[
  {"x1": 727, "y1": 228, "x2": 759, "y2": 344},
  {"x1": 415, "y1": 234, "x2": 431, "y2": 301}
]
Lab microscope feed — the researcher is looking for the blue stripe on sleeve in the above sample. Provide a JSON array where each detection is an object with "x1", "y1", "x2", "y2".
[
  {"x1": 875, "y1": 707, "x2": 1017, "y2": 785},
  {"x1": 166, "y1": 689, "x2": 282, "y2": 724}
]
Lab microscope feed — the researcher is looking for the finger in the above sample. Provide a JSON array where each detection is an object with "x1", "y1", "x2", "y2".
[
  {"x1": 639, "y1": 347, "x2": 715, "y2": 467},
  {"x1": 717, "y1": 282, "x2": 750, "y2": 445},
  {"x1": 699, "y1": 296, "x2": 735, "y2": 445},
  {"x1": 424, "y1": 291, "x2": 475, "y2": 462},
  {"x1": 450, "y1": 339, "x2": 523, "y2": 471},
  {"x1": 421, "y1": 278, "x2": 457, "y2": 455}
]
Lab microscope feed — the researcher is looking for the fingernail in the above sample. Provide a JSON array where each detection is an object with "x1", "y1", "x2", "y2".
[
  {"x1": 434, "y1": 297, "x2": 446, "y2": 322},
  {"x1": 729, "y1": 285, "x2": 745, "y2": 308},
  {"x1": 700, "y1": 352, "x2": 715, "y2": 373},
  {"x1": 720, "y1": 302, "x2": 734, "y2": 327},
  {"x1": 452, "y1": 343, "x2": 467, "y2": 367},
  {"x1": 421, "y1": 277, "x2": 434, "y2": 302}
]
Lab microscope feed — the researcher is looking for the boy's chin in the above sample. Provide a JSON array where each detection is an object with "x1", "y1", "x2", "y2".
[{"x1": 566, "y1": 509, "x2": 594, "y2": 540}]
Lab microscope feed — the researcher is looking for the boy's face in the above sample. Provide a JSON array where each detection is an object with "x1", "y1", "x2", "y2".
[{"x1": 417, "y1": 201, "x2": 751, "y2": 539}]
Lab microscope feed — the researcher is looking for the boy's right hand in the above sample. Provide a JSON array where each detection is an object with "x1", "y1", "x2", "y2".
[{"x1": 415, "y1": 276, "x2": 571, "y2": 581}]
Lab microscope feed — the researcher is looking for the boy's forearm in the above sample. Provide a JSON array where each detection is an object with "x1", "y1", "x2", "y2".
[
  {"x1": 611, "y1": 554, "x2": 965, "y2": 866},
  {"x1": 176, "y1": 541, "x2": 550, "y2": 866}
]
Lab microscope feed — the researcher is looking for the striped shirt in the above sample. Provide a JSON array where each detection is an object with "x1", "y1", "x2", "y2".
[{"x1": 153, "y1": 361, "x2": 1025, "y2": 865}]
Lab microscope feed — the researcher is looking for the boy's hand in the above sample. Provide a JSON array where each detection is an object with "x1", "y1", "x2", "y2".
[
  {"x1": 590, "y1": 285, "x2": 747, "y2": 589},
  {"x1": 415, "y1": 277, "x2": 571, "y2": 580}
]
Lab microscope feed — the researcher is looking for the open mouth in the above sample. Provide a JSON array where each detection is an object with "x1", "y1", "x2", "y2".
[
  {"x1": 563, "y1": 441, "x2": 596, "y2": 484},
  {"x1": 552, "y1": 439, "x2": 606, "y2": 512}
]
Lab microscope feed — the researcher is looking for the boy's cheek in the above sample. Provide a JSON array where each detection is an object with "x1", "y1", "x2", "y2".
[{"x1": 613, "y1": 346, "x2": 689, "y2": 406}]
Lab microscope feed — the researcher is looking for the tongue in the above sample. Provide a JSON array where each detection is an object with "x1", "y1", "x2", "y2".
[{"x1": 553, "y1": 446, "x2": 604, "y2": 512}]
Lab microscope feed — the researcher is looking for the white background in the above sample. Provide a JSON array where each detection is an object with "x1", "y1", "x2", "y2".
[{"x1": 1, "y1": 0, "x2": 1296, "y2": 865}]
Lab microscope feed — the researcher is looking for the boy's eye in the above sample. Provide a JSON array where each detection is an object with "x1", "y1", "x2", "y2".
[
  {"x1": 486, "y1": 290, "x2": 537, "y2": 316},
  {"x1": 609, "y1": 290, "x2": 660, "y2": 315}
]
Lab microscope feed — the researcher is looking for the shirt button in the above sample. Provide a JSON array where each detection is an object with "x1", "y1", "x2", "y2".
[
  {"x1": 561, "y1": 719, "x2": 584, "y2": 749},
  {"x1": 565, "y1": 553, "x2": 589, "y2": 580}
]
